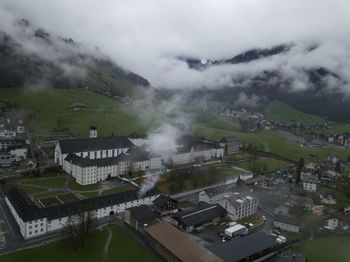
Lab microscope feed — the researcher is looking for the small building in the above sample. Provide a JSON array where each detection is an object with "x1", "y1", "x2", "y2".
[
  {"x1": 124, "y1": 205, "x2": 157, "y2": 233},
  {"x1": 152, "y1": 195, "x2": 178, "y2": 216},
  {"x1": 320, "y1": 191, "x2": 337, "y2": 205},
  {"x1": 328, "y1": 154, "x2": 340, "y2": 165},
  {"x1": 172, "y1": 204, "x2": 227, "y2": 232},
  {"x1": 0, "y1": 129, "x2": 16, "y2": 138},
  {"x1": 144, "y1": 222, "x2": 222, "y2": 262},
  {"x1": 301, "y1": 173, "x2": 318, "y2": 192},
  {"x1": 17, "y1": 125, "x2": 25, "y2": 134},
  {"x1": 220, "y1": 136, "x2": 240, "y2": 155},
  {"x1": 70, "y1": 102, "x2": 87, "y2": 111},
  {"x1": 239, "y1": 172, "x2": 254, "y2": 181},
  {"x1": 0, "y1": 150, "x2": 16, "y2": 167},
  {"x1": 274, "y1": 214, "x2": 301, "y2": 233},
  {"x1": 325, "y1": 217, "x2": 339, "y2": 231}
]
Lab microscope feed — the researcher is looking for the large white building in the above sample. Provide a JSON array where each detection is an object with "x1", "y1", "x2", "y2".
[
  {"x1": 171, "y1": 144, "x2": 224, "y2": 167},
  {"x1": 6, "y1": 187, "x2": 161, "y2": 240},
  {"x1": 63, "y1": 150, "x2": 162, "y2": 185},
  {"x1": 199, "y1": 186, "x2": 258, "y2": 220},
  {"x1": 55, "y1": 127, "x2": 161, "y2": 185}
]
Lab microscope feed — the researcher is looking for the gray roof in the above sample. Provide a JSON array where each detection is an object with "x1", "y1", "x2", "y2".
[
  {"x1": 204, "y1": 185, "x2": 230, "y2": 198},
  {"x1": 173, "y1": 204, "x2": 227, "y2": 227},
  {"x1": 274, "y1": 214, "x2": 301, "y2": 227},
  {"x1": 127, "y1": 205, "x2": 156, "y2": 222},
  {"x1": 153, "y1": 195, "x2": 177, "y2": 208},
  {"x1": 208, "y1": 232, "x2": 276, "y2": 262},
  {"x1": 65, "y1": 150, "x2": 150, "y2": 168},
  {"x1": 58, "y1": 136, "x2": 134, "y2": 154},
  {"x1": 302, "y1": 173, "x2": 318, "y2": 183}
]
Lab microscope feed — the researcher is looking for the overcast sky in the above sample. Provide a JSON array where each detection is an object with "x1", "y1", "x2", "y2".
[{"x1": 1, "y1": 0, "x2": 350, "y2": 91}]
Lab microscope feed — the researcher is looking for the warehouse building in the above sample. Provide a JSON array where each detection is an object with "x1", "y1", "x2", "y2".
[
  {"x1": 172, "y1": 204, "x2": 227, "y2": 232},
  {"x1": 144, "y1": 222, "x2": 222, "y2": 262}
]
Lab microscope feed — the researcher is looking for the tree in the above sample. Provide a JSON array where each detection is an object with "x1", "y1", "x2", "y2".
[
  {"x1": 295, "y1": 157, "x2": 304, "y2": 185},
  {"x1": 64, "y1": 210, "x2": 96, "y2": 252}
]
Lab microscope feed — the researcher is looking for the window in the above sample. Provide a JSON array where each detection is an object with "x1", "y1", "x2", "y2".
[
  {"x1": 29, "y1": 231, "x2": 32, "y2": 235},
  {"x1": 40, "y1": 229, "x2": 44, "y2": 232},
  {"x1": 29, "y1": 226, "x2": 32, "y2": 229},
  {"x1": 35, "y1": 230, "x2": 38, "y2": 233}
]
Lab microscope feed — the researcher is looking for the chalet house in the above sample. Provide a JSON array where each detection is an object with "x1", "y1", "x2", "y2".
[
  {"x1": 320, "y1": 171, "x2": 337, "y2": 189},
  {"x1": 220, "y1": 136, "x2": 239, "y2": 155},
  {"x1": 124, "y1": 205, "x2": 157, "y2": 233},
  {"x1": 70, "y1": 102, "x2": 87, "y2": 111},
  {"x1": 152, "y1": 195, "x2": 178, "y2": 216},
  {"x1": 320, "y1": 191, "x2": 337, "y2": 205}
]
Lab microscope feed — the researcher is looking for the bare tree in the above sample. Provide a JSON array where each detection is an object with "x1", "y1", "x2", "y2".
[{"x1": 64, "y1": 209, "x2": 96, "y2": 252}]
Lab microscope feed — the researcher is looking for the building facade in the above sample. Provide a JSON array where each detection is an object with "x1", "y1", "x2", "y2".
[{"x1": 6, "y1": 187, "x2": 161, "y2": 240}]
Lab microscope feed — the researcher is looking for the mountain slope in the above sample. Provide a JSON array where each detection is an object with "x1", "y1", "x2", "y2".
[{"x1": 0, "y1": 20, "x2": 150, "y2": 98}]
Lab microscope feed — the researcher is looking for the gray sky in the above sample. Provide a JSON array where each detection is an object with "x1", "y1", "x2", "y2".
[{"x1": 1, "y1": 0, "x2": 350, "y2": 91}]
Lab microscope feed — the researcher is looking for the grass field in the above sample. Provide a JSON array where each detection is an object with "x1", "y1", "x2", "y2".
[
  {"x1": 1, "y1": 228, "x2": 108, "y2": 262},
  {"x1": 107, "y1": 224, "x2": 157, "y2": 262},
  {"x1": 18, "y1": 184, "x2": 47, "y2": 195},
  {"x1": 22, "y1": 177, "x2": 67, "y2": 189},
  {"x1": 68, "y1": 181, "x2": 99, "y2": 191},
  {"x1": 254, "y1": 131, "x2": 350, "y2": 161},
  {"x1": 236, "y1": 159, "x2": 290, "y2": 172},
  {"x1": 35, "y1": 190, "x2": 67, "y2": 200},
  {"x1": 80, "y1": 191, "x2": 100, "y2": 199},
  {"x1": 296, "y1": 236, "x2": 350, "y2": 262},
  {"x1": 101, "y1": 185, "x2": 135, "y2": 196},
  {"x1": 265, "y1": 101, "x2": 326, "y2": 124}
]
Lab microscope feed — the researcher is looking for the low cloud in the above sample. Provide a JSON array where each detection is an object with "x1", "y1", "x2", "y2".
[{"x1": 1, "y1": 0, "x2": 350, "y2": 93}]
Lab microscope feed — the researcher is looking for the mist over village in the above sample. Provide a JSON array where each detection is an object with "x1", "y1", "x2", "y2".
[{"x1": 1, "y1": 1, "x2": 350, "y2": 262}]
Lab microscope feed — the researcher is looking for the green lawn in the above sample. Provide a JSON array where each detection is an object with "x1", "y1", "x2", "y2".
[
  {"x1": 68, "y1": 181, "x2": 100, "y2": 191},
  {"x1": 254, "y1": 131, "x2": 350, "y2": 161},
  {"x1": 296, "y1": 236, "x2": 350, "y2": 262},
  {"x1": 18, "y1": 184, "x2": 47, "y2": 195},
  {"x1": 35, "y1": 190, "x2": 67, "y2": 200},
  {"x1": 80, "y1": 191, "x2": 100, "y2": 199},
  {"x1": 107, "y1": 224, "x2": 157, "y2": 262},
  {"x1": 1, "y1": 228, "x2": 108, "y2": 262},
  {"x1": 21, "y1": 177, "x2": 67, "y2": 189},
  {"x1": 236, "y1": 159, "x2": 290, "y2": 172},
  {"x1": 101, "y1": 186, "x2": 134, "y2": 196},
  {"x1": 265, "y1": 101, "x2": 326, "y2": 124},
  {"x1": 178, "y1": 201, "x2": 197, "y2": 208}
]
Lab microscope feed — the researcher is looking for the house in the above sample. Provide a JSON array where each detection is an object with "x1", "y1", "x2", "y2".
[
  {"x1": 199, "y1": 185, "x2": 232, "y2": 204},
  {"x1": 0, "y1": 129, "x2": 16, "y2": 138},
  {"x1": 172, "y1": 204, "x2": 227, "y2": 232},
  {"x1": 144, "y1": 222, "x2": 222, "y2": 262},
  {"x1": 220, "y1": 194, "x2": 259, "y2": 220},
  {"x1": 152, "y1": 195, "x2": 178, "y2": 216},
  {"x1": 320, "y1": 191, "x2": 337, "y2": 205},
  {"x1": 220, "y1": 136, "x2": 240, "y2": 155},
  {"x1": 124, "y1": 205, "x2": 157, "y2": 233},
  {"x1": 0, "y1": 137, "x2": 26, "y2": 150},
  {"x1": 0, "y1": 150, "x2": 16, "y2": 167},
  {"x1": 70, "y1": 102, "x2": 87, "y2": 111},
  {"x1": 257, "y1": 176, "x2": 272, "y2": 188},
  {"x1": 312, "y1": 205, "x2": 325, "y2": 216},
  {"x1": 17, "y1": 125, "x2": 25, "y2": 134},
  {"x1": 325, "y1": 217, "x2": 339, "y2": 230},
  {"x1": 239, "y1": 172, "x2": 254, "y2": 181},
  {"x1": 301, "y1": 173, "x2": 318, "y2": 192},
  {"x1": 5, "y1": 187, "x2": 162, "y2": 240},
  {"x1": 274, "y1": 214, "x2": 301, "y2": 233},
  {"x1": 328, "y1": 154, "x2": 340, "y2": 165},
  {"x1": 320, "y1": 171, "x2": 337, "y2": 189}
]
